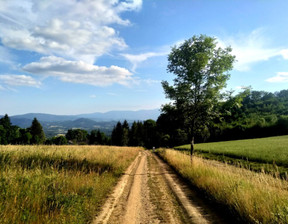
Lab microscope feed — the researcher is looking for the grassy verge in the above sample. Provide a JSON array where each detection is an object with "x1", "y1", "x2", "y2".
[
  {"x1": 176, "y1": 136, "x2": 288, "y2": 177},
  {"x1": 0, "y1": 145, "x2": 141, "y2": 224},
  {"x1": 158, "y1": 149, "x2": 288, "y2": 223}
]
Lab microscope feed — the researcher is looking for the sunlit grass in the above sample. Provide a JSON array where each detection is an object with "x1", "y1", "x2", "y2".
[
  {"x1": 176, "y1": 136, "x2": 288, "y2": 176},
  {"x1": 0, "y1": 145, "x2": 141, "y2": 224},
  {"x1": 158, "y1": 149, "x2": 288, "y2": 223},
  {"x1": 177, "y1": 135, "x2": 288, "y2": 165}
]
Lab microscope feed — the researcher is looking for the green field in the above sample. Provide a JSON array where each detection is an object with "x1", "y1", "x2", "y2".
[
  {"x1": 0, "y1": 145, "x2": 140, "y2": 224},
  {"x1": 176, "y1": 135, "x2": 288, "y2": 177}
]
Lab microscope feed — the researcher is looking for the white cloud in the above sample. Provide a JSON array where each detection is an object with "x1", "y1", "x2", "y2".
[
  {"x1": 122, "y1": 51, "x2": 168, "y2": 71},
  {"x1": 218, "y1": 29, "x2": 283, "y2": 71},
  {"x1": 266, "y1": 72, "x2": 288, "y2": 83},
  {"x1": 23, "y1": 56, "x2": 134, "y2": 86},
  {"x1": 0, "y1": 75, "x2": 41, "y2": 87},
  {"x1": 0, "y1": 0, "x2": 142, "y2": 63}
]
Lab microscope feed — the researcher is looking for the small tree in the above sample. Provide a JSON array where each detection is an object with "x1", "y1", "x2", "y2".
[
  {"x1": 89, "y1": 130, "x2": 108, "y2": 145},
  {"x1": 143, "y1": 119, "x2": 158, "y2": 149},
  {"x1": 0, "y1": 114, "x2": 19, "y2": 144},
  {"x1": 30, "y1": 118, "x2": 46, "y2": 144},
  {"x1": 18, "y1": 128, "x2": 32, "y2": 145},
  {"x1": 89, "y1": 130, "x2": 98, "y2": 145},
  {"x1": 96, "y1": 130, "x2": 108, "y2": 145},
  {"x1": 0, "y1": 125, "x2": 6, "y2": 145},
  {"x1": 162, "y1": 34, "x2": 235, "y2": 159},
  {"x1": 121, "y1": 120, "x2": 129, "y2": 146},
  {"x1": 128, "y1": 121, "x2": 138, "y2": 146},
  {"x1": 111, "y1": 121, "x2": 123, "y2": 146},
  {"x1": 53, "y1": 136, "x2": 68, "y2": 145},
  {"x1": 66, "y1": 129, "x2": 88, "y2": 144}
]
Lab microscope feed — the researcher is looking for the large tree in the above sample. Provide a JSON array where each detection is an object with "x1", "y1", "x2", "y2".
[{"x1": 162, "y1": 34, "x2": 235, "y2": 159}]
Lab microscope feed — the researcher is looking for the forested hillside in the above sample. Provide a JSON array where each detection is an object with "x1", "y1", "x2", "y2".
[
  {"x1": 157, "y1": 89, "x2": 288, "y2": 146},
  {"x1": 210, "y1": 89, "x2": 288, "y2": 141}
]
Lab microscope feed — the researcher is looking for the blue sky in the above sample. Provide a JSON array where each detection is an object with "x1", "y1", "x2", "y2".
[{"x1": 0, "y1": 0, "x2": 288, "y2": 115}]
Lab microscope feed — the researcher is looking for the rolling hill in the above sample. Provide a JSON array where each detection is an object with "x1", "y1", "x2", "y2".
[{"x1": 3, "y1": 109, "x2": 160, "y2": 137}]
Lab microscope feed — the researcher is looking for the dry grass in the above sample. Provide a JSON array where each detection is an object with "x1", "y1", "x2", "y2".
[
  {"x1": 0, "y1": 145, "x2": 141, "y2": 224},
  {"x1": 158, "y1": 149, "x2": 288, "y2": 223}
]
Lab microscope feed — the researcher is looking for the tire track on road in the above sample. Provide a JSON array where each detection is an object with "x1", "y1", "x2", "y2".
[{"x1": 94, "y1": 150, "x2": 231, "y2": 224}]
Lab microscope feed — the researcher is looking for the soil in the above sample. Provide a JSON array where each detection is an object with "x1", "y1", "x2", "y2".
[{"x1": 93, "y1": 150, "x2": 233, "y2": 224}]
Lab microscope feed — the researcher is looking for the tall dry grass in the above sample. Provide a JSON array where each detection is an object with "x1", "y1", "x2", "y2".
[
  {"x1": 159, "y1": 149, "x2": 288, "y2": 223},
  {"x1": 0, "y1": 145, "x2": 141, "y2": 224}
]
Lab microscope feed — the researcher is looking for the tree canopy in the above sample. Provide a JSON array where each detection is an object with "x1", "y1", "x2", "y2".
[
  {"x1": 30, "y1": 118, "x2": 46, "y2": 144},
  {"x1": 0, "y1": 114, "x2": 19, "y2": 144},
  {"x1": 162, "y1": 34, "x2": 235, "y2": 157}
]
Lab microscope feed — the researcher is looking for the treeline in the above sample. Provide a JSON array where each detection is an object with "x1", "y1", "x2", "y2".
[
  {"x1": 110, "y1": 89, "x2": 288, "y2": 147},
  {"x1": 0, "y1": 115, "x2": 45, "y2": 145},
  {"x1": 110, "y1": 120, "x2": 160, "y2": 148},
  {"x1": 0, "y1": 114, "x2": 161, "y2": 147},
  {"x1": 47, "y1": 129, "x2": 110, "y2": 145},
  {"x1": 0, "y1": 114, "x2": 109, "y2": 146},
  {"x1": 0, "y1": 114, "x2": 168, "y2": 148},
  {"x1": 53, "y1": 119, "x2": 178, "y2": 148},
  {"x1": 3, "y1": 88, "x2": 288, "y2": 147},
  {"x1": 47, "y1": 120, "x2": 160, "y2": 147},
  {"x1": 159, "y1": 88, "x2": 288, "y2": 144},
  {"x1": 208, "y1": 89, "x2": 288, "y2": 142}
]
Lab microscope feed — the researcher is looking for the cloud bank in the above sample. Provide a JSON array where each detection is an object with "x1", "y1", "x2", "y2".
[
  {"x1": 0, "y1": 0, "x2": 143, "y2": 88},
  {"x1": 0, "y1": 74, "x2": 41, "y2": 88},
  {"x1": 0, "y1": 0, "x2": 142, "y2": 64},
  {"x1": 23, "y1": 56, "x2": 133, "y2": 86}
]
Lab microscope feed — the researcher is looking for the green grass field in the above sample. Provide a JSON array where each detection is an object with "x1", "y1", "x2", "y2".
[
  {"x1": 0, "y1": 145, "x2": 141, "y2": 224},
  {"x1": 176, "y1": 135, "x2": 288, "y2": 177}
]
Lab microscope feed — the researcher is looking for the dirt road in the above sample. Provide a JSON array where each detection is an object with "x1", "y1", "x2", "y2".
[{"x1": 93, "y1": 150, "x2": 231, "y2": 224}]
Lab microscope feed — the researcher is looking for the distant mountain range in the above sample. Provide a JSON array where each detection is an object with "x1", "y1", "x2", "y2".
[{"x1": 3, "y1": 109, "x2": 160, "y2": 138}]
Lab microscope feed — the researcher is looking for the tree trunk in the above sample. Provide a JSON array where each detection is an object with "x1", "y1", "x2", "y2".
[{"x1": 190, "y1": 136, "x2": 194, "y2": 163}]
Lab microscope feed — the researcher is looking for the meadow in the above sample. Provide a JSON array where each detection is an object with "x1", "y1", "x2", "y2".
[
  {"x1": 0, "y1": 145, "x2": 141, "y2": 224},
  {"x1": 176, "y1": 135, "x2": 288, "y2": 177},
  {"x1": 158, "y1": 149, "x2": 288, "y2": 223}
]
